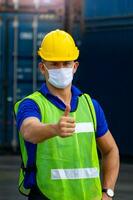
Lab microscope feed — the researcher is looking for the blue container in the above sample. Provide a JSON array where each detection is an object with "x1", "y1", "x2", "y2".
[
  {"x1": 16, "y1": 82, "x2": 34, "y2": 100},
  {"x1": 79, "y1": 28, "x2": 133, "y2": 156},
  {"x1": 79, "y1": 1, "x2": 133, "y2": 156},
  {"x1": 0, "y1": 13, "x2": 64, "y2": 149},
  {"x1": 84, "y1": 0, "x2": 133, "y2": 18},
  {"x1": 0, "y1": 16, "x2": 4, "y2": 146},
  {"x1": 0, "y1": 17, "x2": 3, "y2": 79},
  {"x1": 1, "y1": 8, "x2": 133, "y2": 157},
  {"x1": 0, "y1": 83, "x2": 3, "y2": 145},
  {"x1": 7, "y1": 14, "x2": 64, "y2": 83}
]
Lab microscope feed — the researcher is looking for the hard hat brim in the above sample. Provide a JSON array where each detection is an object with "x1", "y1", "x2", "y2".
[{"x1": 38, "y1": 50, "x2": 79, "y2": 61}]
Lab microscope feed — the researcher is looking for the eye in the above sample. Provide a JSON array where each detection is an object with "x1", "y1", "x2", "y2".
[
  {"x1": 52, "y1": 62, "x2": 58, "y2": 67},
  {"x1": 64, "y1": 61, "x2": 71, "y2": 66}
]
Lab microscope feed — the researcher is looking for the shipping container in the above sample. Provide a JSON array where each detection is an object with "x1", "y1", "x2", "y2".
[
  {"x1": 0, "y1": 16, "x2": 4, "y2": 146},
  {"x1": 84, "y1": 0, "x2": 133, "y2": 19},
  {"x1": 0, "y1": 16, "x2": 4, "y2": 81},
  {"x1": 1, "y1": 0, "x2": 133, "y2": 157},
  {"x1": 78, "y1": 27, "x2": 133, "y2": 156},
  {"x1": 0, "y1": 13, "x2": 64, "y2": 150},
  {"x1": 75, "y1": 0, "x2": 133, "y2": 157}
]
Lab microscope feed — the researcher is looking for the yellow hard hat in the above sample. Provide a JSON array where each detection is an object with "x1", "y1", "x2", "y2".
[{"x1": 38, "y1": 29, "x2": 79, "y2": 61}]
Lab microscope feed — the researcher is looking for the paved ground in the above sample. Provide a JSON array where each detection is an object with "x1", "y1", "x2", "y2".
[{"x1": 0, "y1": 156, "x2": 133, "y2": 200}]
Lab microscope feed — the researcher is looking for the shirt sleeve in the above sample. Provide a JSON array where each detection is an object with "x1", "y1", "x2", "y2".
[
  {"x1": 92, "y1": 99, "x2": 108, "y2": 138},
  {"x1": 16, "y1": 99, "x2": 41, "y2": 131}
]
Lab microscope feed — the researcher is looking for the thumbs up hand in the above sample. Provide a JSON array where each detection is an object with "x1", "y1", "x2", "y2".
[
  {"x1": 56, "y1": 104, "x2": 76, "y2": 138},
  {"x1": 64, "y1": 104, "x2": 71, "y2": 117}
]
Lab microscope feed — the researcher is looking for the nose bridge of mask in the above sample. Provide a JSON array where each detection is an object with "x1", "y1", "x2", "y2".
[
  {"x1": 43, "y1": 63, "x2": 74, "y2": 73},
  {"x1": 44, "y1": 63, "x2": 73, "y2": 69}
]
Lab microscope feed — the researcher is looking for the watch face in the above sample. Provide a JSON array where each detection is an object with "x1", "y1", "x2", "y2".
[{"x1": 107, "y1": 189, "x2": 114, "y2": 197}]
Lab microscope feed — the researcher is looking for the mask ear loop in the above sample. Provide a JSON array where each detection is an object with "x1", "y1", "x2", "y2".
[
  {"x1": 42, "y1": 63, "x2": 50, "y2": 81},
  {"x1": 42, "y1": 63, "x2": 48, "y2": 71}
]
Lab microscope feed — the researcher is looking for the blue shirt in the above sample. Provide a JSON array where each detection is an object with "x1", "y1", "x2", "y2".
[{"x1": 16, "y1": 83, "x2": 108, "y2": 138}]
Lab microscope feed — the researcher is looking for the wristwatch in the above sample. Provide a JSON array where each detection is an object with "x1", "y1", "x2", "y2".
[{"x1": 102, "y1": 188, "x2": 114, "y2": 198}]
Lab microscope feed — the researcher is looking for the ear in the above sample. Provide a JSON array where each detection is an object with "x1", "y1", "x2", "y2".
[
  {"x1": 38, "y1": 62, "x2": 46, "y2": 75},
  {"x1": 73, "y1": 61, "x2": 79, "y2": 74}
]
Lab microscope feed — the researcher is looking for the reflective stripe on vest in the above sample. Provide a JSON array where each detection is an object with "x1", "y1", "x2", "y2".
[
  {"x1": 51, "y1": 167, "x2": 99, "y2": 180},
  {"x1": 75, "y1": 122, "x2": 94, "y2": 133}
]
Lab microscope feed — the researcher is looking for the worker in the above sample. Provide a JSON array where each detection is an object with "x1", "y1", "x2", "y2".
[{"x1": 14, "y1": 29, "x2": 119, "y2": 200}]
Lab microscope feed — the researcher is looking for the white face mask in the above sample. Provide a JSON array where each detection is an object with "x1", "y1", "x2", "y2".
[{"x1": 45, "y1": 65, "x2": 74, "y2": 89}]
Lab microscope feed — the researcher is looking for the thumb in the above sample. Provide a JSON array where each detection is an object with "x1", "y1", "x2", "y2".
[{"x1": 64, "y1": 104, "x2": 71, "y2": 116}]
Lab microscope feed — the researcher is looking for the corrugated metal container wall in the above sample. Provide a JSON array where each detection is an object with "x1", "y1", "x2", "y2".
[
  {"x1": 71, "y1": 24, "x2": 82, "y2": 86},
  {"x1": 79, "y1": 29, "x2": 133, "y2": 156},
  {"x1": 0, "y1": 16, "x2": 3, "y2": 146},
  {"x1": 0, "y1": 13, "x2": 63, "y2": 149},
  {"x1": 77, "y1": 0, "x2": 133, "y2": 156},
  {"x1": 84, "y1": 0, "x2": 133, "y2": 18}
]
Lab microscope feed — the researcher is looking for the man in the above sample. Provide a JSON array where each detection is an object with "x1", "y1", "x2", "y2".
[{"x1": 14, "y1": 29, "x2": 119, "y2": 200}]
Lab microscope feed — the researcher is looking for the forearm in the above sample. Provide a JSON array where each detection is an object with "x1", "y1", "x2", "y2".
[
  {"x1": 20, "y1": 114, "x2": 75, "y2": 144},
  {"x1": 101, "y1": 146, "x2": 119, "y2": 190},
  {"x1": 21, "y1": 118, "x2": 58, "y2": 144}
]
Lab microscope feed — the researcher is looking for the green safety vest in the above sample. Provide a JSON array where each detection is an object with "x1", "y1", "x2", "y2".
[{"x1": 14, "y1": 91, "x2": 102, "y2": 200}]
